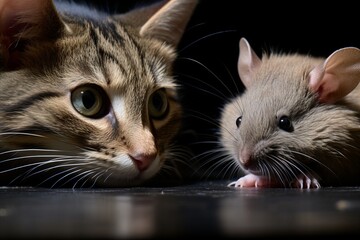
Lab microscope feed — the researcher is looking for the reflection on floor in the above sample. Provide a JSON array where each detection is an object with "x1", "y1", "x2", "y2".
[{"x1": 1, "y1": 180, "x2": 360, "y2": 238}]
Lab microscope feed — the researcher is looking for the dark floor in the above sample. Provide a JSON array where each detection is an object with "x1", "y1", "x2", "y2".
[{"x1": 1, "y1": 180, "x2": 360, "y2": 239}]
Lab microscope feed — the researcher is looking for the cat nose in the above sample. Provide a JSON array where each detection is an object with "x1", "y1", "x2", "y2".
[{"x1": 130, "y1": 152, "x2": 157, "y2": 171}]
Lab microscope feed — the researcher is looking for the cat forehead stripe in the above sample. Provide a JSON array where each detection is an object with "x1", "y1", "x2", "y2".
[{"x1": 85, "y1": 23, "x2": 152, "y2": 86}]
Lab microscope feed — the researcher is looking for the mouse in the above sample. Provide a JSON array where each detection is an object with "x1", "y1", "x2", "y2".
[{"x1": 220, "y1": 37, "x2": 360, "y2": 189}]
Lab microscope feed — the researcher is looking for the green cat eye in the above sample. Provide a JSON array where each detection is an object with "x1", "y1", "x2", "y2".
[
  {"x1": 148, "y1": 89, "x2": 169, "y2": 119},
  {"x1": 71, "y1": 85, "x2": 109, "y2": 118}
]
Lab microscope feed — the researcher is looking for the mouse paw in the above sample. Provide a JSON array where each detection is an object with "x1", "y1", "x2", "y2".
[
  {"x1": 228, "y1": 173, "x2": 271, "y2": 188},
  {"x1": 290, "y1": 175, "x2": 321, "y2": 189}
]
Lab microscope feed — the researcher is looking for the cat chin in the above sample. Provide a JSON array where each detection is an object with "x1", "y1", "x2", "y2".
[
  {"x1": 139, "y1": 155, "x2": 162, "y2": 180},
  {"x1": 95, "y1": 155, "x2": 161, "y2": 187},
  {"x1": 112, "y1": 154, "x2": 161, "y2": 176}
]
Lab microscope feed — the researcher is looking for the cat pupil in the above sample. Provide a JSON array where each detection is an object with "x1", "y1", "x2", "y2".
[
  {"x1": 149, "y1": 89, "x2": 169, "y2": 119},
  {"x1": 82, "y1": 90, "x2": 96, "y2": 109},
  {"x1": 152, "y1": 93, "x2": 163, "y2": 111}
]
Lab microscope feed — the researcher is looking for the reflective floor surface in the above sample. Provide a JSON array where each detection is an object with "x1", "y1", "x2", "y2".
[{"x1": 1, "y1": 180, "x2": 360, "y2": 239}]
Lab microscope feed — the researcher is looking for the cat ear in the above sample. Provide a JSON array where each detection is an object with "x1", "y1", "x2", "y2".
[
  {"x1": 308, "y1": 47, "x2": 360, "y2": 103},
  {"x1": 116, "y1": 0, "x2": 198, "y2": 48},
  {"x1": 0, "y1": 0, "x2": 63, "y2": 69},
  {"x1": 237, "y1": 38, "x2": 262, "y2": 88},
  {"x1": 140, "y1": 0, "x2": 198, "y2": 47}
]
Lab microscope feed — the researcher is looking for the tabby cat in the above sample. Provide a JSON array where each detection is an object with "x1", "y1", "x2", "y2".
[{"x1": 0, "y1": 0, "x2": 198, "y2": 187}]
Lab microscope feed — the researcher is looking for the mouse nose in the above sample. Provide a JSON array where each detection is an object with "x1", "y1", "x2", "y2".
[
  {"x1": 239, "y1": 146, "x2": 252, "y2": 167},
  {"x1": 130, "y1": 152, "x2": 157, "y2": 171}
]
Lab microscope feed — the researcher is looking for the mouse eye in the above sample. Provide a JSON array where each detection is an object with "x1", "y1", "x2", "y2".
[
  {"x1": 236, "y1": 116, "x2": 242, "y2": 128},
  {"x1": 278, "y1": 116, "x2": 293, "y2": 132}
]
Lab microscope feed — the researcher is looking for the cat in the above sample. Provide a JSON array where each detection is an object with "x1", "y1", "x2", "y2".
[{"x1": 0, "y1": 0, "x2": 198, "y2": 188}]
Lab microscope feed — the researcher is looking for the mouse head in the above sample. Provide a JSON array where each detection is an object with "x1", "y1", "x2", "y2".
[{"x1": 221, "y1": 38, "x2": 360, "y2": 181}]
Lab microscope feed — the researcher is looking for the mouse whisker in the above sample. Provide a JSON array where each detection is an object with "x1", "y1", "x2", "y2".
[
  {"x1": 282, "y1": 148, "x2": 337, "y2": 178},
  {"x1": 270, "y1": 156, "x2": 293, "y2": 187}
]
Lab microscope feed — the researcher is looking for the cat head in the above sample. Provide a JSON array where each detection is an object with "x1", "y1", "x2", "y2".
[{"x1": 0, "y1": 0, "x2": 198, "y2": 187}]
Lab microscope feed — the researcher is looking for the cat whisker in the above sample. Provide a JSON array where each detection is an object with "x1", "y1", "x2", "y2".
[
  {"x1": 193, "y1": 149, "x2": 235, "y2": 180},
  {"x1": 191, "y1": 140, "x2": 221, "y2": 146},
  {"x1": 0, "y1": 131, "x2": 95, "y2": 156},
  {"x1": 13, "y1": 163, "x2": 87, "y2": 185},
  {"x1": 184, "y1": 111, "x2": 221, "y2": 130},
  {"x1": 21, "y1": 158, "x2": 93, "y2": 180},
  {"x1": 76, "y1": 169, "x2": 101, "y2": 188},
  {"x1": 179, "y1": 57, "x2": 236, "y2": 98},
  {"x1": 191, "y1": 146, "x2": 224, "y2": 163},
  {"x1": 0, "y1": 148, "x2": 63, "y2": 156},
  {"x1": 160, "y1": 144, "x2": 194, "y2": 179},
  {"x1": 0, "y1": 154, "x2": 84, "y2": 166},
  {"x1": 179, "y1": 30, "x2": 237, "y2": 53},
  {"x1": 50, "y1": 167, "x2": 85, "y2": 188},
  {"x1": 0, "y1": 132, "x2": 45, "y2": 138},
  {"x1": 183, "y1": 22, "x2": 206, "y2": 32},
  {"x1": 11, "y1": 22, "x2": 31, "y2": 48},
  {"x1": 179, "y1": 74, "x2": 230, "y2": 102},
  {"x1": 160, "y1": 164, "x2": 178, "y2": 177},
  {"x1": 37, "y1": 167, "x2": 81, "y2": 187},
  {"x1": 167, "y1": 144, "x2": 193, "y2": 160},
  {"x1": 214, "y1": 156, "x2": 240, "y2": 179},
  {"x1": 103, "y1": 170, "x2": 114, "y2": 184},
  {"x1": 88, "y1": 170, "x2": 106, "y2": 188},
  {"x1": 223, "y1": 64, "x2": 241, "y2": 96},
  {"x1": 54, "y1": 167, "x2": 100, "y2": 188}
]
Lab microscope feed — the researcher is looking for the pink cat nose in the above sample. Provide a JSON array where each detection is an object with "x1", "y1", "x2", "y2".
[{"x1": 130, "y1": 153, "x2": 157, "y2": 171}]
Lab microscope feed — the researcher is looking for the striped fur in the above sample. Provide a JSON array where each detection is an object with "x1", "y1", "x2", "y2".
[{"x1": 0, "y1": 0, "x2": 197, "y2": 187}]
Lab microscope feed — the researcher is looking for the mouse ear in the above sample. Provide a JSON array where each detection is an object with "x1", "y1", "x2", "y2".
[
  {"x1": 238, "y1": 38, "x2": 262, "y2": 88},
  {"x1": 308, "y1": 47, "x2": 360, "y2": 103}
]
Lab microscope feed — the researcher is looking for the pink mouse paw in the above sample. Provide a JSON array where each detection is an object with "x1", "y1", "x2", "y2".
[
  {"x1": 228, "y1": 173, "x2": 272, "y2": 188},
  {"x1": 290, "y1": 175, "x2": 321, "y2": 189}
]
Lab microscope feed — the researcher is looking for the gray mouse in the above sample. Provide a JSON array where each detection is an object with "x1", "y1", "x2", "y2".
[{"x1": 220, "y1": 38, "x2": 360, "y2": 188}]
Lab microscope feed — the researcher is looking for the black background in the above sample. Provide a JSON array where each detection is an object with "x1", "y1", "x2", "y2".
[{"x1": 75, "y1": 0, "x2": 360, "y2": 181}]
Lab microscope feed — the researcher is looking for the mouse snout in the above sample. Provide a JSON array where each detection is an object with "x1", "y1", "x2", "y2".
[{"x1": 239, "y1": 146, "x2": 253, "y2": 168}]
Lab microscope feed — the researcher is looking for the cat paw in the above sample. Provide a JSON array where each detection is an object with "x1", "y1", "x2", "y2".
[
  {"x1": 290, "y1": 175, "x2": 321, "y2": 189},
  {"x1": 228, "y1": 173, "x2": 272, "y2": 188}
]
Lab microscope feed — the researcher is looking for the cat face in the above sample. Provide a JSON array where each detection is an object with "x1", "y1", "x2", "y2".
[{"x1": 0, "y1": 0, "x2": 198, "y2": 187}]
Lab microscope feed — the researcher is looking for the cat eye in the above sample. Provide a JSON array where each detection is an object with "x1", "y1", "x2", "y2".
[
  {"x1": 71, "y1": 85, "x2": 110, "y2": 118},
  {"x1": 236, "y1": 116, "x2": 242, "y2": 128},
  {"x1": 278, "y1": 115, "x2": 293, "y2": 132},
  {"x1": 148, "y1": 88, "x2": 169, "y2": 119}
]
